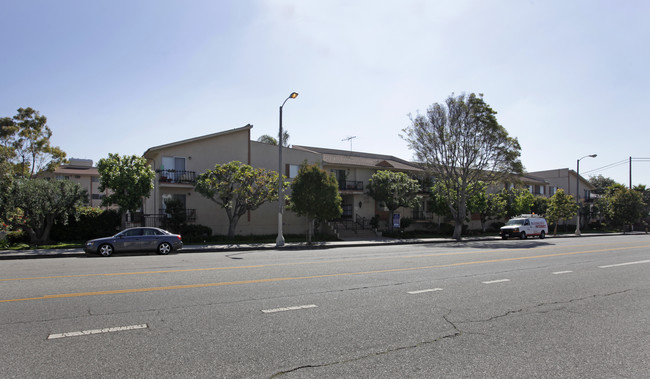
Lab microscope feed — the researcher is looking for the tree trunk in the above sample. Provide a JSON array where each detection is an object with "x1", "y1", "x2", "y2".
[
  {"x1": 452, "y1": 202, "x2": 466, "y2": 240},
  {"x1": 120, "y1": 211, "x2": 127, "y2": 230},
  {"x1": 308, "y1": 217, "x2": 314, "y2": 244},
  {"x1": 452, "y1": 222, "x2": 463, "y2": 241},
  {"x1": 228, "y1": 214, "x2": 240, "y2": 239}
]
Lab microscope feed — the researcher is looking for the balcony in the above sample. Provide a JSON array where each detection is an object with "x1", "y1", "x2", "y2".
[
  {"x1": 159, "y1": 208, "x2": 197, "y2": 222},
  {"x1": 157, "y1": 170, "x2": 196, "y2": 185},
  {"x1": 338, "y1": 180, "x2": 364, "y2": 192}
]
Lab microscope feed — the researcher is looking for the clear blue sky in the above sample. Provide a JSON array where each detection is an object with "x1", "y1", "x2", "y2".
[{"x1": 2, "y1": 0, "x2": 649, "y2": 186}]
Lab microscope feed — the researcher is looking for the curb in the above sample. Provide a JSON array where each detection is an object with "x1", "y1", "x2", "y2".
[{"x1": 0, "y1": 232, "x2": 642, "y2": 260}]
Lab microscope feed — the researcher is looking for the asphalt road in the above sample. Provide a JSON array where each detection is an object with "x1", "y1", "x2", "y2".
[{"x1": 1, "y1": 235, "x2": 649, "y2": 378}]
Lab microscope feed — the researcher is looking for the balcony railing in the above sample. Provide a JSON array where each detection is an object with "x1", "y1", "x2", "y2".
[
  {"x1": 338, "y1": 180, "x2": 364, "y2": 191},
  {"x1": 158, "y1": 170, "x2": 196, "y2": 184},
  {"x1": 159, "y1": 208, "x2": 197, "y2": 222}
]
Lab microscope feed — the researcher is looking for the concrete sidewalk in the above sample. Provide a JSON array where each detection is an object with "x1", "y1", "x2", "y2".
[{"x1": 1, "y1": 232, "x2": 636, "y2": 260}]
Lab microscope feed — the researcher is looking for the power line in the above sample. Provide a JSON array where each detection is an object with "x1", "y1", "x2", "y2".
[{"x1": 581, "y1": 159, "x2": 628, "y2": 175}]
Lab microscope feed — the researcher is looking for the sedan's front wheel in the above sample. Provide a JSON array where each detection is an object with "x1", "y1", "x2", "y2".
[
  {"x1": 98, "y1": 244, "x2": 113, "y2": 257},
  {"x1": 157, "y1": 242, "x2": 172, "y2": 255}
]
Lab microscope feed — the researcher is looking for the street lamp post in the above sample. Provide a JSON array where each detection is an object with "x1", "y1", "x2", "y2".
[
  {"x1": 575, "y1": 154, "x2": 597, "y2": 236},
  {"x1": 276, "y1": 92, "x2": 298, "y2": 247}
]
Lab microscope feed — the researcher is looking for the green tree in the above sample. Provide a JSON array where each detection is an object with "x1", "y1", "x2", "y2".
[
  {"x1": 1, "y1": 108, "x2": 67, "y2": 178},
  {"x1": 195, "y1": 161, "x2": 281, "y2": 238},
  {"x1": 589, "y1": 175, "x2": 619, "y2": 196},
  {"x1": 1, "y1": 117, "x2": 17, "y2": 180},
  {"x1": 633, "y1": 185, "x2": 650, "y2": 224},
  {"x1": 289, "y1": 163, "x2": 342, "y2": 242},
  {"x1": 428, "y1": 183, "x2": 452, "y2": 233},
  {"x1": 257, "y1": 130, "x2": 290, "y2": 147},
  {"x1": 403, "y1": 93, "x2": 522, "y2": 240},
  {"x1": 547, "y1": 189, "x2": 578, "y2": 235},
  {"x1": 531, "y1": 195, "x2": 549, "y2": 216},
  {"x1": 608, "y1": 187, "x2": 645, "y2": 232},
  {"x1": 97, "y1": 154, "x2": 155, "y2": 226},
  {"x1": 478, "y1": 192, "x2": 507, "y2": 232},
  {"x1": 1, "y1": 179, "x2": 87, "y2": 244},
  {"x1": 368, "y1": 170, "x2": 421, "y2": 231},
  {"x1": 498, "y1": 187, "x2": 535, "y2": 217}
]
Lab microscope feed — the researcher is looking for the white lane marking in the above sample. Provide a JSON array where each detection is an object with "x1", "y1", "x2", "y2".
[
  {"x1": 482, "y1": 279, "x2": 510, "y2": 284},
  {"x1": 552, "y1": 271, "x2": 573, "y2": 275},
  {"x1": 408, "y1": 288, "x2": 443, "y2": 294},
  {"x1": 262, "y1": 304, "x2": 318, "y2": 314},
  {"x1": 598, "y1": 259, "x2": 650, "y2": 269},
  {"x1": 48, "y1": 324, "x2": 148, "y2": 340}
]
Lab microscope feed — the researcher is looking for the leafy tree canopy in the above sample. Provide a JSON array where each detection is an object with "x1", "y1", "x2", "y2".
[
  {"x1": 589, "y1": 175, "x2": 620, "y2": 196},
  {"x1": 195, "y1": 161, "x2": 282, "y2": 238},
  {"x1": 402, "y1": 93, "x2": 522, "y2": 239},
  {"x1": 1, "y1": 107, "x2": 67, "y2": 178},
  {"x1": 547, "y1": 189, "x2": 578, "y2": 235},
  {"x1": 290, "y1": 163, "x2": 342, "y2": 242},
  {"x1": 368, "y1": 170, "x2": 421, "y2": 230},
  {"x1": 97, "y1": 154, "x2": 155, "y2": 217},
  {"x1": 498, "y1": 187, "x2": 535, "y2": 218},
  {"x1": 1, "y1": 178, "x2": 87, "y2": 244},
  {"x1": 608, "y1": 187, "x2": 645, "y2": 230},
  {"x1": 257, "y1": 130, "x2": 290, "y2": 147}
]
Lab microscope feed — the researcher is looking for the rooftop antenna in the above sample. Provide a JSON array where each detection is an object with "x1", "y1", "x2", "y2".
[{"x1": 342, "y1": 136, "x2": 357, "y2": 152}]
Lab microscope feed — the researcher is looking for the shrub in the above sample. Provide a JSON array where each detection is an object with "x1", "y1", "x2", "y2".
[
  {"x1": 7, "y1": 230, "x2": 29, "y2": 245},
  {"x1": 400, "y1": 217, "x2": 413, "y2": 230},
  {"x1": 179, "y1": 224, "x2": 212, "y2": 243},
  {"x1": 50, "y1": 208, "x2": 121, "y2": 242},
  {"x1": 438, "y1": 223, "x2": 455, "y2": 235},
  {"x1": 488, "y1": 222, "x2": 505, "y2": 233}
]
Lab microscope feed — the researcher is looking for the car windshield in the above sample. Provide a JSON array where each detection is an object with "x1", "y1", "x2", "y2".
[{"x1": 505, "y1": 219, "x2": 525, "y2": 226}]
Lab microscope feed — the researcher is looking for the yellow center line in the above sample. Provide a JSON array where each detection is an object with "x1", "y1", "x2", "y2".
[
  {"x1": 2, "y1": 244, "x2": 649, "y2": 303},
  {"x1": 2, "y1": 240, "x2": 646, "y2": 282}
]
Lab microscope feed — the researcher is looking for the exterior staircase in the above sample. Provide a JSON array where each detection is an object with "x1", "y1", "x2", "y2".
[{"x1": 328, "y1": 218, "x2": 383, "y2": 241}]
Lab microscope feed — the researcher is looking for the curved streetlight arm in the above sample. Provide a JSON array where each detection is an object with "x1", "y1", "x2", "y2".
[{"x1": 281, "y1": 92, "x2": 299, "y2": 108}]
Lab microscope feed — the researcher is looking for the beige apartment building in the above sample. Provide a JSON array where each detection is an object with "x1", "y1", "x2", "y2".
[
  {"x1": 142, "y1": 125, "x2": 320, "y2": 236},
  {"x1": 39, "y1": 158, "x2": 110, "y2": 208},
  {"x1": 527, "y1": 169, "x2": 595, "y2": 202},
  {"x1": 141, "y1": 125, "x2": 428, "y2": 236},
  {"x1": 140, "y1": 124, "x2": 596, "y2": 236},
  {"x1": 292, "y1": 145, "x2": 424, "y2": 227}
]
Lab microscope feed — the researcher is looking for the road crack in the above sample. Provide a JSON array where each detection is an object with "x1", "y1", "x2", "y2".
[
  {"x1": 270, "y1": 310, "x2": 461, "y2": 378},
  {"x1": 464, "y1": 289, "x2": 632, "y2": 323}
]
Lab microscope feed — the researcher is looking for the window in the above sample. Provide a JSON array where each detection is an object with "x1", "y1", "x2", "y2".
[
  {"x1": 91, "y1": 177, "x2": 99, "y2": 183},
  {"x1": 162, "y1": 156, "x2": 187, "y2": 182},
  {"x1": 91, "y1": 194, "x2": 105, "y2": 200},
  {"x1": 289, "y1": 165, "x2": 300, "y2": 179},
  {"x1": 122, "y1": 229, "x2": 143, "y2": 237},
  {"x1": 162, "y1": 156, "x2": 186, "y2": 172}
]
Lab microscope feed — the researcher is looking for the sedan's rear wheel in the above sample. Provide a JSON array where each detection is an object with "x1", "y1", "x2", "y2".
[
  {"x1": 157, "y1": 242, "x2": 172, "y2": 255},
  {"x1": 98, "y1": 244, "x2": 113, "y2": 257}
]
